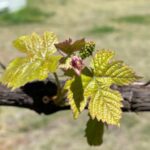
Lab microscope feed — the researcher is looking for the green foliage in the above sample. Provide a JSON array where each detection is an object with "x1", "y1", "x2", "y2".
[
  {"x1": 115, "y1": 15, "x2": 150, "y2": 24},
  {"x1": 85, "y1": 118, "x2": 104, "y2": 146},
  {"x1": 65, "y1": 50, "x2": 139, "y2": 126},
  {"x1": 54, "y1": 0, "x2": 69, "y2": 5},
  {"x1": 0, "y1": 7, "x2": 53, "y2": 25},
  {"x1": 0, "y1": 32, "x2": 61, "y2": 89},
  {"x1": 88, "y1": 26, "x2": 117, "y2": 36},
  {"x1": 0, "y1": 31, "x2": 140, "y2": 146}
]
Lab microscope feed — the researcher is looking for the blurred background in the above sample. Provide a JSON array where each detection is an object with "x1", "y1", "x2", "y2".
[{"x1": 0, "y1": 0, "x2": 150, "y2": 149}]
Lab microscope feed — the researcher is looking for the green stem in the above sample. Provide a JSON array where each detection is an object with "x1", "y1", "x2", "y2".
[{"x1": 53, "y1": 72, "x2": 61, "y2": 90}]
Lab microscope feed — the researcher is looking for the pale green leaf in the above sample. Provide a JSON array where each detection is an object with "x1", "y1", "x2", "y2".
[
  {"x1": 85, "y1": 118, "x2": 104, "y2": 146},
  {"x1": 92, "y1": 50, "x2": 140, "y2": 85},
  {"x1": 1, "y1": 32, "x2": 61, "y2": 89},
  {"x1": 86, "y1": 78, "x2": 123, "y2": 126},
  {"x1": 84, "y1": 49, "x2": 140, "y2": 125},
  {"x1": 13, "y1": 32, "x2": 57, "y2": 54}
]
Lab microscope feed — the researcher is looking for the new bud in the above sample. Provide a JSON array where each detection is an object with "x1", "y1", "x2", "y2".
[{"x1": 71, "y1": 56, "x2": 84, "y2": 75}]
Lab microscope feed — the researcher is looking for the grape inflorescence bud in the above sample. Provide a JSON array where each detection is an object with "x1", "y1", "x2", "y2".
[{"x1": 79, "y1": 41, "x2": 95, "y2": 59}]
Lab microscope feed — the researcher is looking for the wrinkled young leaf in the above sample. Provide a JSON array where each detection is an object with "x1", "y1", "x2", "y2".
[
  {"x1": 86, "y1": 50, "x2": 140, "y2": 125},
  {"x1": 55, "y1": 38, "x2": 85, "y2": 55},
  {"x1": 1, "y1": 32, "x2": 62, "y2": 89},
  {"x1": 86, "y1": 78, "x2": 123, "y2": 126},
  {"x1": 82, "y1": 76, "x2": 122, "y2": 126},
  {"x1": 64, "y1": 72, "x2": 92, "y2": 118},
  {"x1": 93, "y1": 50, "x2": 140, "y2": 85},
  {"x1": 85, "y1": 118, "x2": 104, "y2": 146}
]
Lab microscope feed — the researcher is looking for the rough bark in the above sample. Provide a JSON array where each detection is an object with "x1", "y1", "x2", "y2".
[{"x1": 0, "y1": 81, "x2": 150, "y2": 114}]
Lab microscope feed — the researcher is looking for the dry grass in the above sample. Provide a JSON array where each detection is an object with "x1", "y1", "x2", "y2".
[{"x1": 0, "y1": 0, "x2": 150, "y2": 149}]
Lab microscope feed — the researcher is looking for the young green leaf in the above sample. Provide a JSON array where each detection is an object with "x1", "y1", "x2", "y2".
[
  {"x1": 83, "y1": 77, "x2": 122, "y2": 126},
  {"x1": 93, "y1": 50, "x2": 141, "y2": 85},
  {"x1": 85, "y1": 118, "x2": 104, "y2": 146},
  {"x1": 64, "y1": 73, "x2": 92, "y2": 118},
  {"x1": 85, "y1": 49, "x2": 140, "y2": 125},
  {"x1": 1, "y1": 32, "x2": 62, "y2": 89},
  {"x1": 88, "y1": 81, "x2": 122, "y2": 126}
]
